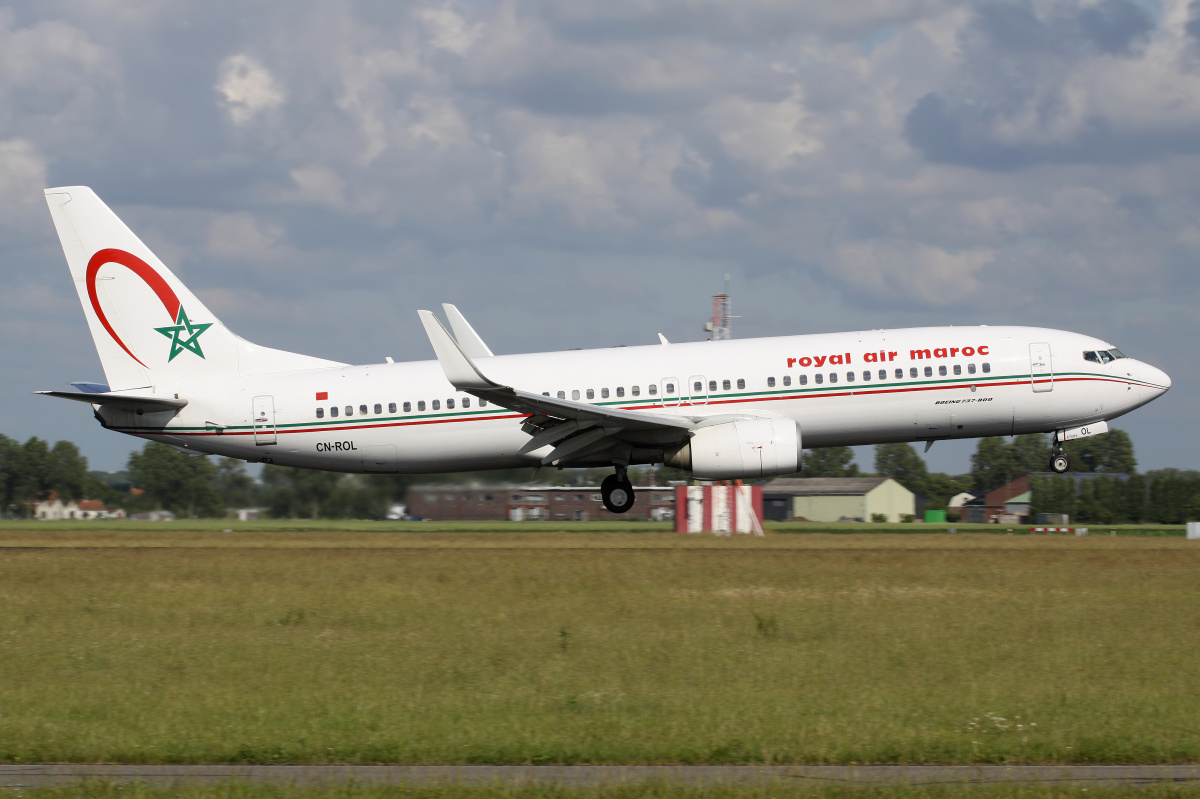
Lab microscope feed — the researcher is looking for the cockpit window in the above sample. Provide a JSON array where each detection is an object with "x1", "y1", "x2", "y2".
[
  {"x1": 1108, "y1": 348, "x2": 1126, "y2": 360},
  {"x1": 1084, "y1": 351, "x2": 1100, "y2": 363}
]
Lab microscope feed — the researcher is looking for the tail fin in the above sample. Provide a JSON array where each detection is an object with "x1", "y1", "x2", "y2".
[{"x1": 45, "y1": 187, "x2": 343, "y2": 391}]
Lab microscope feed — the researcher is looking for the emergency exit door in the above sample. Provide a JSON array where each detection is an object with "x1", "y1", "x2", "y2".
[
  {"x1": 252, "y1": 395, "x2": 277, "y2": 445},
  {"x1": 1029, "y1": 342, "x2": 1053, "y2": 393}
]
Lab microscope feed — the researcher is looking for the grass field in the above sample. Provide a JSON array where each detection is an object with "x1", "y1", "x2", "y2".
[
  {"x1": 0, "y1": 531, "x2": 1197, "y2": 765},
  {"x1": 0, "y1": 519, "x2": 1185, "y2": 536},
  {"x1": 9, "y1": 784, "x2": 1200, "y2": 799},
  {"x1": 7, "y1": 784, "x2": 1200, "y2": 799}
]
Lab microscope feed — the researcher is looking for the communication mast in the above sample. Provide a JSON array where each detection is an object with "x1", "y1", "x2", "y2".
[{"x1": 704, "y1": 274, "x2": 738, "y2": 340}]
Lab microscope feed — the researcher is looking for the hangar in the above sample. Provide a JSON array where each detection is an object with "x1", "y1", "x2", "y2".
[{"x1": 762, "y1": 477, "x2": 915, "y2": 522}]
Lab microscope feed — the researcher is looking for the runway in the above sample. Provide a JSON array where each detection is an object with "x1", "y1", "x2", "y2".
[{"x1": 2, "y1": 764, "x2": 1200, "y2": 788}]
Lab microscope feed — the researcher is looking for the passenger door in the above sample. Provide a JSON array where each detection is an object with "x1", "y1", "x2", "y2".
[{"x1": 687, "y1": 375, "x2": 708, "y2": 406}]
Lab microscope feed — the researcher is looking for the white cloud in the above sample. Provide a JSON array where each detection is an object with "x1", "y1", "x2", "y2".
[
  {"x1": 206, "y1": 213, "x2": 284, "y2": 258},
  {"x1": 216, "y1": 54, "x2": 285, "y2": 124},
  {"x1": 832, "y1": 240, "x2": 994, "y2": 305}
]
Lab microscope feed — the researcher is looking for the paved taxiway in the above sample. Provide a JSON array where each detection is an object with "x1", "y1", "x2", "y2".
[{"x1": 3, "y1": 765, "x2": 1200, "y2": 788}]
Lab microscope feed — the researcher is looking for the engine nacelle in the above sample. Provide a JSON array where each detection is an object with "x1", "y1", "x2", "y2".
[{"x1": 664, "y1": 418, "x2": 801, "y2": 480}]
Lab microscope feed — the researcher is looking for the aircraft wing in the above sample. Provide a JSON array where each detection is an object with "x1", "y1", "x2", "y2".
[
  {"x1": 419, "y1": 310, "x2": 692, "y2": 465},
  {"x1": 35, "y1": 390, "x2": 188, "y2": 412}
]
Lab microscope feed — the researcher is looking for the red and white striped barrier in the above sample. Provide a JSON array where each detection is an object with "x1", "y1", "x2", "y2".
[{"x1": 674, "y1": 483, "x2": 763, "y2": 535}]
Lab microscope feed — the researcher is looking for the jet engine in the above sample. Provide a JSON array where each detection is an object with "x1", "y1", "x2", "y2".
[{"x1": 664, "y1": 418, "x2": 801, "y2": 480}]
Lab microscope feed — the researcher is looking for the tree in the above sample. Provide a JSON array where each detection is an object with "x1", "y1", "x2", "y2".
[
  {"x1": 0, "y1": 434, "x2": 22, "y2": 516},
  {"x1": 18, "y1": 437, "x2": 52, "y2": 506},
  {"x1": 262, "y1": 465, "x2": 343, "y2": 519},
  {"x1": 874, "y1": 443, "x2": 927, "y2": 495},
  {"x1": 1064, "y1": 429, "x2": 1136, "y2": 474},
  {"x1": 213, "y1": 458, "x2": 257, "y2": 509},
  {"x1": 970, "y1": 434, "x2": 1053, "y2": 491},
  {"x1": 47, "y1": 440, "x2": 89, "y2": 501},
  {"x1": 127, "y1": 442, "x2": 221, "y2": 517},
  {"x1": 802, "y1": 447, "x2": 859, "y2": 477}
]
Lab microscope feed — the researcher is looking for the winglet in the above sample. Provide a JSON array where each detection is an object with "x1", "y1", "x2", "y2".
[
  {"x1": 418, "y1": 310, "x2": 501, "y2": 391},
  {"x1": 658, "y1": 333, "x2": 670, "y2": 345},
  {"x1": 442, "y1": 304, "x2": 495, "y2": 358}
]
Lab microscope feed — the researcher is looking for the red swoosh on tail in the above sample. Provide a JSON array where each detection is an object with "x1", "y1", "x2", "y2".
[{"x1": 86, "y1": 248, "x2": 181, "y2": 368}]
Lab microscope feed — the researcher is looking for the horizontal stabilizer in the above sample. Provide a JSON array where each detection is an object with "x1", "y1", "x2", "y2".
[{"x1": 35, "y1": 390, "x2": 187, "y2": 412}]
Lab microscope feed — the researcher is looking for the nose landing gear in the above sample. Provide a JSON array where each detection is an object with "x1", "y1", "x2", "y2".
[
  {"x1": 601, "y1": 464, "x2": 636, "y2": 514},
  {"x1": 1050, "y1": 433, "x2": 1070, "y2": 474}
]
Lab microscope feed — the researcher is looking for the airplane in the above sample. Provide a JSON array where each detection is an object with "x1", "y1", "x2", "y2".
[{"x1": 37, "y1": 187, "x2": 1171, "y2": 513}]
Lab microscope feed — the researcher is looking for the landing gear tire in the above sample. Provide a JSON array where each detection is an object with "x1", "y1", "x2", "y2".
[
  {"x1": 601, "y1": 474, "x2": 636, "y2": 514},
  {"x1": 1051, "y1": 453, "x2": 1070, "y2": 474}
]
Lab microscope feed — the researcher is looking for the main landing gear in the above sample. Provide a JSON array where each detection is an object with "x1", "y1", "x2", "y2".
[
  {"x1": 1050, "y1": 434, "x2": 1070, "y2": 474},
  {"x1": 601, "y1": 465, "x2": 636, "y2": 514}
]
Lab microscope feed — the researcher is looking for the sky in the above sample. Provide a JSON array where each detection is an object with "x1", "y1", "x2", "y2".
[{"x1": 0, "y1": 0, "x2": 1196, "y2": 476}]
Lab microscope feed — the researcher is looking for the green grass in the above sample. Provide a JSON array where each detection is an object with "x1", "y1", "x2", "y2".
[
  {"x1": 11, "y1": 785, "x2": 1200, "y2": 799},
  {"x1": 0, "y1": 519, "x2": 1186, "y2": 536},
  {"x1": 8, "y1": 785, "x2": 1200, "y2": 799},
  {"x1": 0, "y1": 533, "x2": 1198, "y2": 764}
]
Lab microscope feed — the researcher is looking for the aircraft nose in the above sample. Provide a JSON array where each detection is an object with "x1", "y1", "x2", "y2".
[{"x1": 1140, "y1": 363, "x2": 1171, "y2": 398}]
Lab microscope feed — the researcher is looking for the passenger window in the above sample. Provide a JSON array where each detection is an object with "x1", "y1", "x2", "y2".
[
  {"x1": 432, "y1": 400, "x2": 440, "y2": 410},
  {"x1": 924, "y1": 367, "x2": 933, "y2": 377},
  {"x1": 909, "y1": 368, "x2": 918, "y2": 378},
  {"x1": 359, "y1": 404, "x2": 368, "y2": 415},
  {"x1": 330, "y1": 406, "x2": 339, "y2": 418},
  {"x1": 968, "y1": 363, "x2": 976, "y2": 375},
  {"x1": 982, "y1": 363, "x2": 991, "y2": 373},
  {"x1": 572, "y1": 390, "x2": 580, "y2": 400},
  {"x1": 446, "y1": 398, "x2": 455, "y2": 409},
  {"x1": 632, "y1": 386, "x2": 640, "y2": 396},
  {"x1": 649, "y1": 385, "x2": 658, "y2": 396},
  {"x1": 879, "y1": 370, "x2": 887, "y2": 380},
  {"x1": 586, "y1": 389, "x2": 594, "y2": 399},
  {"x1": 418, "y1": 401, "x2": 426, "y2": 411},
  {"x1": 389, "y1": 402, "x2": 397, "y2": 413},
  {"x1": 695, "y1": 380, "x2": 704, "y2": 392},
  {"x1": 938, "y1": 365, "x2": 947, "y2": 377},
  {"x1": 895, "y1": 369, "x2": 903, "y2": 379},
  {"x1": 862, "y1": 371, "x2": 871, "y2": 381},
  {"x1": 316, "y1": 408, "x2": 324, "y2": 419},
  {"x1": 1084, "y1": 351, "x2": 1100, "y2": 363},
  {"x1": 783, "y1": 376, "x2": 791, "y2": 387},
  {"x1": 479, "y1": 399, "x2": 487, "y2": 407},
  {"x1": 709, "y1": 380, "x2": 717, "y2": 391},
  {"x1": 617, "y1": 387, "x2": 625, "y2": 398},
  {"x1": 815, "y1": 374, "x2": 823, "y2": 385},
  {"x1": 953, "y1": 365, "x2": 961, "y2": 376},
  {"x1": 601, "y1": 388, "x2": 609, "y2": 398},
  {"x1": 665, "y1": 383, "x2": 675, "y2": 394},
  {"x1": 374, "y1": 403, "x2": 382, "y2": 414},
  {"x1": 846, "y1": 371, "x2": 854, "y2": 382},
  {"x1": 557, "y1": 391, "x2": 566, "y2": 399},
  {"x1": 737, "y1": 379, "x2": 745, "y2": 389},
  {"x1": 403, "y1": 402, "x2": 411, "y2": 412},
  {"x1": 346, "y1": 406, "x2": 354, "y2": 416},
  {"x1": 829, "y1": 372, "x2": 838, "y2": 384},
  {"x1": 723, "y1": 379, "x2": 731, "y2": 390},
  {"x1": 463, "y1": 398, "x2": 470, "y2": 408},
  {"x1": 767, "y1": 377, "x2": 775, "y2": 388},
  {"x1": 799, "y1": 375, "x2": 808, "y2": 385}
]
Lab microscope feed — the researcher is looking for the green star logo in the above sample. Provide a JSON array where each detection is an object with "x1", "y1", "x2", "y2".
[{"x1": 154, "y1": 306, "x2": 213, "y2": 362}]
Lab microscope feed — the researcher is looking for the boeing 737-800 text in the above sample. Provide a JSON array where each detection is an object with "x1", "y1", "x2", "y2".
[{"x1": 38, "y1": 187, "x2": 1171, "y2": 513}]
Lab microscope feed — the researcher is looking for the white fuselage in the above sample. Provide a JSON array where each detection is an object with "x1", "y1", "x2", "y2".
[{"x1": 98, "y1": 325, "x2": 1170, "y2": 473}]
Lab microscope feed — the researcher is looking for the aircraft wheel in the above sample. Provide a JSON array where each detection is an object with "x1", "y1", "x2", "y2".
[
  {"x1": 601, "y1": 474, "x2": 636, "y2": 514},
  {"x1": 1051, "y1": 453, "x2": 1070, "y2": 474}
]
